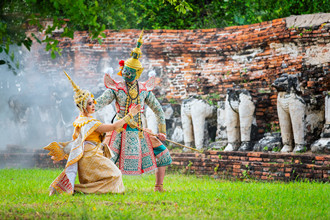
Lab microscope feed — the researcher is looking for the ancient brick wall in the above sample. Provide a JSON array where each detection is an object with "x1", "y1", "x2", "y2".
[
  {"x1": 29, "y1": 14, "x2": 330, "y2": 139},
  {"x1": 169, "y1": 151, "x2": 330, "y2": 182},
  {"x1": 1, "y1": 151, "x2": 328, "y2": 182}
]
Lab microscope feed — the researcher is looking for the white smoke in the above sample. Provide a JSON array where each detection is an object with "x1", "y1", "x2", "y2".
[
  {"x1": 0, "y1": 46, "x2": 78, "y2": 151},
  {"x1": 0, "y1": 42, "x2": 156, "y2": 152}
]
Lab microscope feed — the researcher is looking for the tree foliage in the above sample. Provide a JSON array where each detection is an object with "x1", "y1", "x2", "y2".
[
  {"x1": 1, "y1": 0, "x2": 329, "y2": 74},
  {"x1": 0, "y1": 0, "x2": 190, "y2": 74},
  {"x1": 125, "y1": 0, "x2": 330, "y2": 29}
]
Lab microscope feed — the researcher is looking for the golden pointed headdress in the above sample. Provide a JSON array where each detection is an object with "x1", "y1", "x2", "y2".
[
  {"x1": 63, "y1": 70, "x2": 94, "y2": 112},
  {"x1": 119, "y1": 30, "x2": 144, "y2": 79}
]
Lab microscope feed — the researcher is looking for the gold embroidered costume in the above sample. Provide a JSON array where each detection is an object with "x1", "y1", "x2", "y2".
[
  {"x1": 44, "y1": 72, "x2": 125, "y2": 195},
  {"x1": 96, "y1": 31, "x2": 171, "y2": 175}
]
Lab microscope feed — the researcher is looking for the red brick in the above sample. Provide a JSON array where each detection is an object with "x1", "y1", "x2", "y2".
[
  {"x1": 306, "y1": 164, "x2": 315, "y2": 169},
  {"x1": 315, "y1": 156, "x2": 326, "y2": 161},
  {"x1": 247, "y1": 152, "x2": 262, "y2": 157},
  {"x1": 228, "y1": 156, "x2": 240, "y2": 160},
  {"x1": 285, "y1": 168, "x2": 292, "y2": 172},
  {"x1": 249, "y1": 157, "x2": 263, "y2": 162},
  {"x1": 294, "y1": 160, "x2": 301, "y2": 164}
]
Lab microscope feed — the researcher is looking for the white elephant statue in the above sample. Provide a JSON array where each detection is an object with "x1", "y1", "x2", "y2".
[
  {"x1": 215, "y1": 101, "x2": 228, "y2": 147},
  {"x1": 311, "y1": 92, "x2": 330, "y2": 154},
  {"x1": 224, "y1": 89, "x2": 256, "y2": 151},
  {"x1": 181, "y1": 97, "x2": 216, "y2": 150},
  {"x1": 272, "y1": 74, "x2": 306, "y2": 153}
]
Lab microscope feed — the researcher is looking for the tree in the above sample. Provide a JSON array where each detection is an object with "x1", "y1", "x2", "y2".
[
  {"x1": 0, "y1": 0, "x2": 191, "y2": 74},
  {"x1": 126, "y1": 0, "x2": 329, "y2": 29},
  {"x1": 1, "y1": 0, "x2": 329, "y2": 74}
]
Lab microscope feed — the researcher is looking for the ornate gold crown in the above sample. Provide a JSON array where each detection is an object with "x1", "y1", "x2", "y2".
[
  {"x1": 121, "y1": 30, "x2": 144, "y2": 79},
  {"x1": 63, "y1": 70, "x2": 94, "y2": 112}
]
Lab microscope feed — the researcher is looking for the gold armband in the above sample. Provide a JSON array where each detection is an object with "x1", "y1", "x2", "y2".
[
  {"x1": 116, "y1": 127, "x2": 125, "y2": 133},
  {"x1": 128, "y1": 112, "x2": 133, "y2": 119},
  {"x1": 123, "y1": 115, "x2": 131, "y2": 124},
  {"x1": 158, "y1": 124, "x2": 166, "y2": 135}
]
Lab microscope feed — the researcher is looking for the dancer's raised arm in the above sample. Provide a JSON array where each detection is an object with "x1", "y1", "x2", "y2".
[{"x1": 96, "y1": 104, "x2": 141, "y2": 133}]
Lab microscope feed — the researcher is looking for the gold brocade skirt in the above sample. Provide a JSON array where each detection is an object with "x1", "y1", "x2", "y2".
[{"x1": 74, "y1": 142, "x2": 125, "y2": 194}]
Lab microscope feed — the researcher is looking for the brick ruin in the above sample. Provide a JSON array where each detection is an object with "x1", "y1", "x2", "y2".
[
  {"x1": 1, "y1": 150, "x2": 329, "y2": 182},
  {"x1": 28, "y1": 13, "x2": 330, "y2": 140},
  {"x1": 168, "y1": 151, "x2": 329, "y2": 182},
  {"x1": 3, "y1": 13, "x2": 329, "y2": 181}
]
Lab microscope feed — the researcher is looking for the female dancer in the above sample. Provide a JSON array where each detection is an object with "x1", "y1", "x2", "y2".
[{"x1": 44, "y1": 71, "x2": 140, "y2": 195}]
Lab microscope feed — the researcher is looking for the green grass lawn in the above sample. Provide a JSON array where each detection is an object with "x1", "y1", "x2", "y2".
[{"x1": 0, "y1": 169, "x2": 329, "y2": 219}]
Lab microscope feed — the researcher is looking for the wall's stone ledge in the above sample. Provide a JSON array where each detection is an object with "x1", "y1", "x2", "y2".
[
  {"x1": 168, "y1": 151, "x2": 330, "y2": 182},
  {"x1": 286, "y1": 13, "x2": 330, "y2": 29},
  {"x1": 1, "y1": 151, "x2": 328, "y2": 182}
]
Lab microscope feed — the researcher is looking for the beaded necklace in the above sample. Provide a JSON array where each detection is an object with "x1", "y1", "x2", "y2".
[{"x1": 125, "y1": 81, "x2": 143, "y2": 138}]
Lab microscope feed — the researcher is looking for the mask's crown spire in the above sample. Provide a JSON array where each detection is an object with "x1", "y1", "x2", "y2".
[{"x1": 119, "y1": 30, "x2": 144, "y2": 79}]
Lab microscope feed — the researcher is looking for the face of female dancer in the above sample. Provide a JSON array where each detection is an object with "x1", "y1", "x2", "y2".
[{"x1": 85, "y1": 98, "x2": 95, "y2": 114}]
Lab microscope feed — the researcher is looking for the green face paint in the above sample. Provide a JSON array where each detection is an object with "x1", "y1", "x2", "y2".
[{"x1": 122, "y1": 66, "x2": 137, "y2": 82}]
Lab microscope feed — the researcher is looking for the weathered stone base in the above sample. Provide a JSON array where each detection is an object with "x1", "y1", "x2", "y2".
[
  {"x1": 168, "y1": 151, "x2": 330, "y2": 182},
  {"x1": 0, "y1": 150, "x2": 66, "y2": 169},
  {"x1": 1, "y1": 150, "x2": 329, "y2": 182}
]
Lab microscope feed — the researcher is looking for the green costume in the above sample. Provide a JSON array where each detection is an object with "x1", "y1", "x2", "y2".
[{"x1": 95, "y1": 31, "x2": 172, "y2": 175}]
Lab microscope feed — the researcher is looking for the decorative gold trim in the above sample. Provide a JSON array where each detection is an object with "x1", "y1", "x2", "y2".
[
  {"x1": 158, "y1": 124, "x2": 166, "y2": 134},
  {"x1": 44, "y1": 142, "x2": 67, "y2": 162},
  {"x1": 123, "y1": 115, "x2": 131, "y2": 124},
  {"x1": 115, "y1": 127, "x2": 124, "y2": 133},
  {"x1": 70, "y1": 122, "x2": 102, "y2": 153},
  {"x1": 73, "y1": 116, "x2": 99, "y2": 128},
  {"x1": 65, "y1": 152, "x2": 83, "y2": 168},
  {"x1": 82, "y1": 122, "x2": 102, "y2": 141},
  {"x1": 84, "y1": 143, "x2": 102, "y2": 158}
]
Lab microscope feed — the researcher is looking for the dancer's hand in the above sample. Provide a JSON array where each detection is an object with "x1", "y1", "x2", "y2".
[
  {"x1": 157, "y1": 133, "x2": 166, "y2": 141},
  {"x1": 51, "y1": 156, "x2": 60, "y2": 164},
  {"x1": 130, "y1": 104, "x2": 141, "y2": 116}
]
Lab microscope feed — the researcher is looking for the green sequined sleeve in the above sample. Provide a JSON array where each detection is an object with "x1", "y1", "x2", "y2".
[
  {"x1": 95, "y1": 89, "x2": 116, "y2": 111},
  {"x1": 145, "y1": 91, "x2": 166, "y2": 134}
]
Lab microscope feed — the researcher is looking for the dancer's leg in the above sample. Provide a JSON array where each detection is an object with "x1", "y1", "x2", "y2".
[{"x1": 155, "y1": 166, "x2": 166, "y2": 192}]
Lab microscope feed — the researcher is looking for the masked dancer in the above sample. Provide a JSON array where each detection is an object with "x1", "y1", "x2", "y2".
[{"x1": 95, "y1": 31, "x2": 172, "y2": 192}]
